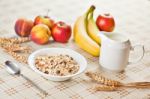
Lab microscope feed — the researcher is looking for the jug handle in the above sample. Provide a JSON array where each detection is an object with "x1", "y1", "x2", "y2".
[{"x1": 128, "y1": 44, "x2": 145, "y2": 65}]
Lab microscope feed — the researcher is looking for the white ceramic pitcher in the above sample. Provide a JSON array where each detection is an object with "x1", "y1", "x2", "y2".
[{"x1": 98, "y1": 32, "x2": 145, "y2": 72}]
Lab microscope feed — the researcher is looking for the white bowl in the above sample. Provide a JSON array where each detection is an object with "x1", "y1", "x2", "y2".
[{"x1": 28, "y1": 48, "x2": 87, "y2": 81}]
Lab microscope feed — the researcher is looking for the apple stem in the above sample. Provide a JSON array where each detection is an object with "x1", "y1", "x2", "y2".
[
  {"x1": 46, "y1": 9, "x2": 50, "y2": 16},
  {"x1": 104, "y1": 13, "x2": 110, "y2": 16},
  {"x1": 59, "y1": 23, "x2": 64, "y2": 26}
]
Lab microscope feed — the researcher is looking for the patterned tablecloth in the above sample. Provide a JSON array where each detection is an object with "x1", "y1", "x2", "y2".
[{"x1": 0, "y1": 0, "x2": 150, "y2": 99}]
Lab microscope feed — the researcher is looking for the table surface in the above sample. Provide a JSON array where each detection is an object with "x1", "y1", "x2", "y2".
[{"x1": 0, "y1": 0, "x2": 150, "y2": 99}]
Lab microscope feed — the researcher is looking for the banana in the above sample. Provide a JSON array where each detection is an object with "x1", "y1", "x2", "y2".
[
  {"x1": 73, "y1": 6, "x2": 100, "y2": 57},
  {"x1": 87, "y1": 8, "x2": 101, "y2": 44}
]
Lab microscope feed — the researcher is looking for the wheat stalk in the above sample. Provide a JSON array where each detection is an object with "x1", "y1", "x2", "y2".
[
  {"x1": 85, "y1": 72, "x2": 122, "y2": 86},
  {"x1": 0, "y1": 37, "x2": 31, "y2": 64},
  {"x1": 1, "y1": 44, "x2": 31, "y2": 53},
  {"x1": 94, "y1": 85, "x2": 117, "y2": 91},
  {"x1": 0, "y1": 37, "x2": 30, "y2": 44},
  {"x1": 86, "y1": 71, "x2": 150, "y2": 91},
  {"x1": 6, "y1": 50, "x2": 28, "y2": 64},
  {"x1": 123, "y1": 82, "x2": 150, "y2": 88}
]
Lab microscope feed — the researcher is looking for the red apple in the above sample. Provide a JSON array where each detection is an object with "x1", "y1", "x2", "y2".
[
  {"x1": 52, "y1": 21, "x2": 71, "y2": 43},
  {"x1": 96, "y1": 13, "x2": 115, "y2": 32},
  {"x1": 30, "y1": 24, "x2": 51, "y2": 45},
  {"x1": 34, "y1": 16, "x2": 54, "y2": 29},
  {"x1": 15, "y1": 18, "x2": 34, "y2": 37}
]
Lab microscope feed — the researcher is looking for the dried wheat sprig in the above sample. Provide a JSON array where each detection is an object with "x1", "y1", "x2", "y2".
[
  {"x1": 126, "y1": 82, "x2": 150, "y2": 86},
  {"x1": 86, "y1": 72, "x2": 150, "y2": 91},
  {"x1": 95, "y1": 82, "x2": 150, "y2": 91},
  {"x1": 9, "y1": 37, "x2": 30, "y2": 43},
  {"x1": 94, "y1": 85, "x2": 117, "y2": 91},
  {"x1": 0, "y1": 37, "x2": 30, "y2": 44},
  {"x1": 85, "y1": 72, "x2": 122, "y2": 86},
  {"x1": 6, "y1": 50, "x2": 28, "y2": 64},
  {"x1": 0, "y1": 38, "x2": 10, "y2": 43},
  {"x1": 0, "y1": 37, "x2": 31, "y2": 64},
  {"x1": 1, "y1": 44, "x2": 31, "y2": 53},
  {"x1": 123, "y1": 82, "x2": 150, "y2": 88}
]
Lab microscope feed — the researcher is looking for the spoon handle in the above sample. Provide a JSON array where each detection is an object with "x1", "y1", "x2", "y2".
[{"x1": 20, "y1": 74, "x2": 48, "y2": 96}]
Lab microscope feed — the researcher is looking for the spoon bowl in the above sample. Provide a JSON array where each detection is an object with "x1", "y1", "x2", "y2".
[{"x1": 5, "y1": 61, "x2": 20, "y2": 75}]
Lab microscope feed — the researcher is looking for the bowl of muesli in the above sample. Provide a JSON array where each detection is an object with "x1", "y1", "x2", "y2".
[{"x1": 28, "y1": 48, "x2": 87, "y2": 81}]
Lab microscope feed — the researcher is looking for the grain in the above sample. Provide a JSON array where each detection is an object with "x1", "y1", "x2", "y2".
[
  {"x1": 94, "y1": 85, "x2": 117, "y2": 91},
  {"x1": 85, "y1": 72, "x2": 122, "y2": 86},
  {"x1": 0, "y1": 37, "x2": 31, "y2": 64},
  {"x1": 6, "y1": 50, "x2": 28, "y2": 64},
  {"x1": 1, "y1": 44, "x2": 31, "y2": 53},
  {"x1": 86, "y1": 71, "x2": 150, "y2": 91},
  {"x1": 0, "y1": 37, "x2": 30, "y2": 44},
  {"x1": 35, "y1": 55, "x2": 79, "y2": 76}
]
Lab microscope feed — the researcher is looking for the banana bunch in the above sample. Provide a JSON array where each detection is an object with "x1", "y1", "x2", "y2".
[{"x1": 73, "y1": 5, "x2": 101, "y2": 57}]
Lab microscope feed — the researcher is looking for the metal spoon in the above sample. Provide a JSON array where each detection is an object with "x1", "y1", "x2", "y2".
[{"x1": 5, "y1": 60, "x2": 48, "y2": 96}]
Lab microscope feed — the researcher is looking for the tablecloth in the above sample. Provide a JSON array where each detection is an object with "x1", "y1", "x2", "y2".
[{"x1": 0, "y1": 0, "x2": 150, "y2": 99}]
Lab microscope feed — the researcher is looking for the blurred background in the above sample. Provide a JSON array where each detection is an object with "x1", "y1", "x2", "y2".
[{"x1": 0, "y1": 0, "x2": 150, "y2": 45}]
